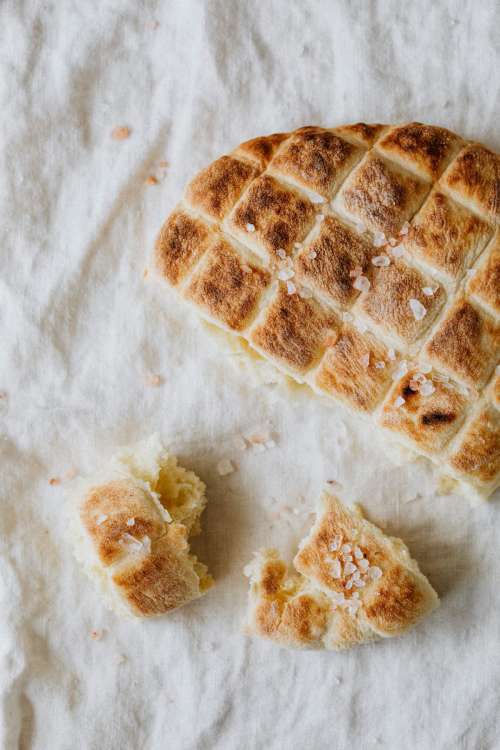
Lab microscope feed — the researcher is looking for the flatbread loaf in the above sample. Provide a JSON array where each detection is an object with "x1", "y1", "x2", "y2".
[
  {"x1": 154, "y1": 122, "x2": 500, "y2": 502},
  {"x1": 244, "y1": 493, "x2": 439, "y2": 650},
  {"x1": 70, "y1": 435, "x2": 213, "y2": 618}
]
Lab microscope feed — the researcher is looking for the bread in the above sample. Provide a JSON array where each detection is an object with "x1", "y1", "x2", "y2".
[
  {"x1": 244, "y1": 493, "x2": 439, "y2": 651},
  {"x1": 70, "y1": 435, "x2": 213, "y2": 618},
  {"x1": 154, "y1": 122, "x2": 500, "y2": 502}
]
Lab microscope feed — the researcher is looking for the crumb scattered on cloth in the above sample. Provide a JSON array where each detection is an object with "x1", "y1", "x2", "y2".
[{"x1": 0, "y1": 1, "x2": 499, "y2": 749}]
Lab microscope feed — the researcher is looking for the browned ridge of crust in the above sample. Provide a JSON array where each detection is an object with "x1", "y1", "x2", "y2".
[{"x1": 154, "y1": 121, "x2": 500, "y2": 500}]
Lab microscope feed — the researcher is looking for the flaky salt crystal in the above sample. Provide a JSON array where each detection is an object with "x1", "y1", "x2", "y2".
[
  {"x1": 409, "y1": 298, "x2": 427, "y2": 321},
  {"x1": 277, "y1": 248, "x2": 286, "y2": 259},
  {"x1": 419, "y1": 363, "x2": 432, "y2": 374},
  {"x1": 353, "y1": 275, "x2": 370, "y2": 292},
  {"x1": 359, "y1": 352, "x2": 370, "y2": 369},
  {"x1": 375, "y1": 361, "x2": 386, "y2": 369},
  {"x1": 422, "y1": 286, "x2": 436, "y2": 297},
  {"x1": 246, "y1": 223, "x2": 256, "y2": 232},
  {"x1": 341, "y1": 543, "x2": 351, "y2": 554},
  {"x1": 391, "y1": 244, "x2": 405, "y2": 258},
  {"x1": 286, "y1": 281, "x2": 296, "y2": 295},
  {"x1": 399, "y1": 221, "x2": 410, "y2": 236},
  {"x1": 330, "y1": 559, "x2": 342, "y2": 578},
  {"x1": 373, "y1": 231, "x2": 386, "y2": 247},
  {"x1": 354, "y1": 319, "x2": 368, "y2": 334},
  {"x1": 372, "y1": 255, "x2": 391, "y2": 267},
  {"x1": 356, "y1": 221, "x2": 366, "y2": 234},
  {"x1": 394, "y1": 396, "x2": 405, "y2": 408},
  {"x1": 354, "y1": 546, "x2": 363, "y2": 559},
  {"x1": 96, "y1": 514, "x2": 108, "y2": 526},
  {"x1": 329, "y1": 534, "x2": 342, "y2": 552},
  {"x1": 358, "y1": 558, "x2": 369, "y2": 571},
  {"x1": 353, "y1": 578, "x2": 366, "y2": 588},
  {"x1": 391, "y1": 360, "x2": 408, "y2": 381},
  {"x1": 466, "y1": 268, "x2": 477, "y2": 278},
  {"x1": 344, "y1": 561, "x2": 357, "y2": 576},
  {"x1": 349, "y1": 265, "x2": 363, "y2": 278},
  {"x1": 310, "y1": 192, "x2": 325, "y2": 204},
  {"x1": 368, "y1": 566, "x2": 382, "y2": 580},
  {"x1": 308, "y1": 251, "x2": 317, "y2": 260},
  {"x1": 345, "y1": 580, "x2": 353, "y2": 590},
  {"x1": 277, "y1": 267, "x2": 295, "y2": 281},
  {"x1": 126, "y1": 518, "x2": 135, "y2": 527},
  {"x1": 299, "y1": 287, "x2": 313, "y2": 299},
  {"x1": 388, "y1": 348, "x2": 396, "y2": 361},
  {"x1": 217, "y1": 458, "x2": 234, "y2": 476},
  {"x1": 419, "y1": 381, "x2": 435, "y2": 397}
]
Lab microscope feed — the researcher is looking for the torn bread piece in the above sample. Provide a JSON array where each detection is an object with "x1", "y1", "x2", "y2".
[
  {"x1": 70, "y1": 435, "x2": 213, "y2": 618},
  {"x1": 244, "y1": 493, "x2": 438, "y2": 650}
]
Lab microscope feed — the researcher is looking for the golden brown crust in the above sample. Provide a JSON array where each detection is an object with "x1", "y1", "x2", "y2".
[
  {"x1": 425, "y1": 298, "x2": 500, "y2": 389},
  {"x1": 466, "y1": 231, "x2": 500, "y2": 317},
  {"x1": 362, "y1": 564, "x2": 425, "y2": 635},
  {"x1": 448, "y1": 403, "x2": 500, "y2": 486},
  {"x1": 294, "y1": 215, "x2": 376, "y2": 308},
  {"x1": 185, "y1": 155, "x2": 260, "y2": 221},
  {"x1": 315, "y1": 326, "x2": 392, "y2": 412},
  {"x1": 379, "y1": 368, "x2": 468, "y2": 453},
  {"x1": 250, "y1": 285, "x2": 338, "y2": 373},
  {"x1": 268, "y1": 127, "x2": 362, "y2": 198},
  {"x1": 80, "y1": 480, "x2": 166, "y2": 567},
  {"x1": 246, "y1": 495, "x2": 439, "y2": 650},
  {"x1": 154, "y1": 209, "x2": 213, "y2": 286},
  {"x1": 336, "y1": 152, "x2": 429, "y2": 237},
  {"x1": 111, "y1": 526, "x2": 200, "y2": 617},
  {"x1": 377, "y1": 122, "x2": 463, "y2": 180},
  {"x1": 443, "y1": 143, "x2": 500, "y2": 223},
  {"x1": 225, "y1": 174, "x2": 316, "y2": 261},
  {"x1": 184, "y1": 239, "x2": 270, "y2": 331},
  {"x1": 406, "y1": 191, "x2": 492, "y2": 282},
  {"x1": 155, "y1": 122, "x2": 499, "y2": 500},
  {"x1": 235, "y1": 133, "x2": 288, "y2": 168},
  {"x1": 294, "y1": 494, "x2": 438, "y2": 638},
  {"x1": 356, "y1": 261, "x2": 445, "y2": 346},
  {"x1": 334, "y1": 122, "x2": 386, "y2": 148}
]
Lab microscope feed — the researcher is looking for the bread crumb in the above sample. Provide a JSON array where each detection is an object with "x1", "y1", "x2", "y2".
[
  {"x1": 0, "y1": 391, "x2": 7, "y2": 399},
  {"x1": 158, "y1": 160, "x2": 169, "y2": 169},
  {"x1": 145, "y1": 373, "x2": 162, "y2": 387},
  {"x1": 63, "y1": 467, "x2": 78, "y2": 481},
  {"x1": 145, "y1": 175, "x2": 159, "y2": 186},
  {"x1": 217, "y1": 458, "x2": 235, "y2": 476},
  {"x1": 111, "y1": 126, "x2": 130, "y2": 141},
  {"x1": 49, "y1": 477, "x2": 60, "y2": 486},
  {"x1": 90, "y1": 629, "x2": 104, "y2": 641},
  {"x1": 143, "y1": 268, "x2": 149, "y2": 279}
]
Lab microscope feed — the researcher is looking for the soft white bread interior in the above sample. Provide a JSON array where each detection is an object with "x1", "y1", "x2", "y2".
[
  {"x1": 70, "y1": 434, "x2": 213, "y2": 619},
  {"x1": 244, "y1": 493, "x2": 438, "y2": 650}
]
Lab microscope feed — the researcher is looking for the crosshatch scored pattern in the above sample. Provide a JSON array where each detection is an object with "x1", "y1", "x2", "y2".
[{"x1": 154, "y1": 122, "x2": 500, "y2": 501}]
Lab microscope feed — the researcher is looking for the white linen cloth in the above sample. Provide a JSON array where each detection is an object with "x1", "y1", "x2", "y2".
[{"x1": 1, "y1": 1, "x2": 499, "y2": 748}]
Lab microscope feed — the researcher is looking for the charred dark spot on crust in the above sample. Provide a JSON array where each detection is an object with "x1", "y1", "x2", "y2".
[
  {"x1": 422, "y1": 411, "x2": 455, "y2": 425},
  {"x1": 402, "y1": 385, "x2": 416, "y2": 399}
]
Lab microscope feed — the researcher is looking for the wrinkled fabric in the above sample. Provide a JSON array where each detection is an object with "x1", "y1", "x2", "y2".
[{"x1": 0, "y1": 1, "x2": 499, "y2": 748}]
